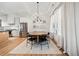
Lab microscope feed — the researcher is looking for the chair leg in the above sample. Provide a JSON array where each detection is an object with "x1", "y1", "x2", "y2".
[
  {"x1": 26, "y1": 39, "x2": 31, "y2": 47},
  {"x1": 40, "y1": 44, "x2": 42, "y2": 50},
  {"x1": 47, "y1": 38, "x2": 50, "y2": 48},
  {"x1": 26, "y1": 39, "x2": 28, "y2": 46},
  {"x1": 47, "y1": 41, "x2": 49, "y2": 48},
  {"x1": 31, "y1": 42, "x2": 32, "y2": 49},
  {"x1": 31, "y1": 41, "x2": 33, "y2": 49}
]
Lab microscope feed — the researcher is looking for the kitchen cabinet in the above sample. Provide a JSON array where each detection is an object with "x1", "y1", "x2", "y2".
[{"x1": 7, "y1": 16, "x2": 15, "y2": 25}]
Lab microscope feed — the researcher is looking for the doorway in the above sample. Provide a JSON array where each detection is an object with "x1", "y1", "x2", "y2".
[{"x1": 20, "y1": 23, "x2": 28, "y2": 38}]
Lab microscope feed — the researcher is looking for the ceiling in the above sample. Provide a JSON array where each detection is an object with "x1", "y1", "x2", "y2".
[{"x1": 0, "y1": 2, "x2": 59, "y2": 17}]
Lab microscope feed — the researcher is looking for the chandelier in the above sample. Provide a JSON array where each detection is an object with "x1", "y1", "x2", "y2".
[
  {"x1": 33, "y1": 2, "x2": 46, "y2": 29},
  {"x1": 33, "y1": 2, "x2": 46, "y2": 23},
  {"x1": 36, "y1": 2, "x2": 41, "y2": 22},
  {"x1": 33, "y1": 2, "x2": 42, "y2": 23}
]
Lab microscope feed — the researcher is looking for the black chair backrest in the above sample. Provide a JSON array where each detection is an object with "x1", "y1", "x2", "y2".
[{"x1": 47, "y1": 32, "x2": 50, "y2": 35}]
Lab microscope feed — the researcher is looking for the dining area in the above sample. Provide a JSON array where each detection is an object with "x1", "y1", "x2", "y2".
[
  {"x1": 26, "y1": 31, "x2": 50, "y2": 50},
  {"x1": 8, "y1": 31, "x2": 62, "y2": 56}
]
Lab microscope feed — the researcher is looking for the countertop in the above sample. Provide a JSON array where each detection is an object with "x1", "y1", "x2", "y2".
[{"x1": 0, "y1": 26, "x2": 18, "y2": 32}]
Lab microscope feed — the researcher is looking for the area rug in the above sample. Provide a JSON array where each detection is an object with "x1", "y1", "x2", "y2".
[{"x1": 8, "y1": 39, "x2": 63, "y2": 56}]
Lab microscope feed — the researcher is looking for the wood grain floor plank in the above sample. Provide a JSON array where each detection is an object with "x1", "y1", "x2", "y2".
[
  {"x1": 0, "y1": 37, "x2": 66, "y2": 56},
  {"x1": 0, "y1": 37, "x2": 25, "y2": 56}
]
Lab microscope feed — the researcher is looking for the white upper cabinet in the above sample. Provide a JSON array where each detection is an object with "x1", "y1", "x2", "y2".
[{"x1": 7, "y1": 15, "x2": 15, "y2": 25}]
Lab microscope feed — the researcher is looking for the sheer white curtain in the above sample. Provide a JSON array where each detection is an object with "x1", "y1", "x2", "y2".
[
  {"x1": 50, "y1": 12, "x2": 58, "y2": 34},
  {"x1": 49, "y1": 6, "x2": 62, "y2": 48},
  {"x1": 50, "y1": 7, "x2": 62, "y2": 35},
  {"x1": 50, "y1": 15, "x2": 54, "y2": 33}
]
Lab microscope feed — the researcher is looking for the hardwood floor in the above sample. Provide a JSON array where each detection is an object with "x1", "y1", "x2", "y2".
[
  {"x1": 0, "y1": 37, "x2": 66, "y2": 56},
  {"x1": 0, "y1": 37, "x2": 25, "y2": 56}
]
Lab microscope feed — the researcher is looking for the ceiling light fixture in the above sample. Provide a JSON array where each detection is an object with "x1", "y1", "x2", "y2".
[
  {"x1": 33, "y1": 2, "x2": 46, "y2": 23},
  {"x1": 34, "y1": 2, "x2": 42, "y2": 22},
  {"x1": 36, "y1": 2, "x2": 40, "y2": 22}
]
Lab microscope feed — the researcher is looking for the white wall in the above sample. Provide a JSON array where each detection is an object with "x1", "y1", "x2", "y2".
[{"x1": 20, "y1": 15, "x2": 50, "y2": 32}]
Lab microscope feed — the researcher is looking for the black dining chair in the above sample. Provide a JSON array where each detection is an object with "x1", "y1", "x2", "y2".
[
  {"x1": 39, "y1": 34, "x2": 50, "y2": 50},
  {"x1": 26, "y1": 33, "x2": 37, "y2": 49}
]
